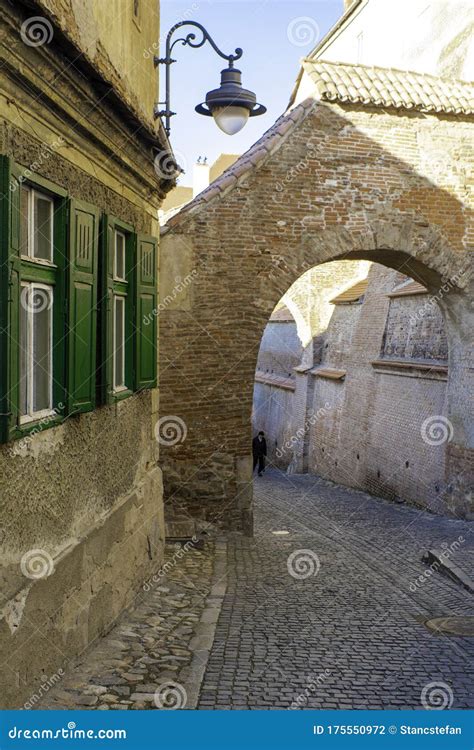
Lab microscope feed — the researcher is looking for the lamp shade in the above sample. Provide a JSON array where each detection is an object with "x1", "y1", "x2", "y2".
[{"x1": 196, "y1": 66, "x2": 266, "y2": 134}]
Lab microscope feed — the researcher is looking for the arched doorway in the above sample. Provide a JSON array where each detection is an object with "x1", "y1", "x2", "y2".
[{"x1": 159, "y1": 96, "x2": 473, "y2": 533}]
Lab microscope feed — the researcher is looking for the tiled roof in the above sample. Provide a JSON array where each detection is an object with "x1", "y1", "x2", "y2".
[
  {"x1": 255, "y1": 371, "x2": 295, "y2": 391},
  {"x1": 388, "y1": 279, "x2": 428, "y2": 297},
  {"x1": 302, "y1": 60, "x2": 474, "y2": 115},
  {"x1": 330, "y1": 278, "x2": 368, "y2": 304},
  {"x1": 310, "y1": 367, "x2": 346, "y2": 381}
]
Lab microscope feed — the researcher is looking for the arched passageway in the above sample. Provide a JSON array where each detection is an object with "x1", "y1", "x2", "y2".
[
  {"x1": 159, "y1": 80, "x2": 473, "y2": 533},
  {"x1": 253, "y1": 260, "x2": 453, "y2": 512}
]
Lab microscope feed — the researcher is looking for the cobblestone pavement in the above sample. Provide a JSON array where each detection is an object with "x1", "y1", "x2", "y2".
[
  {"x1": 199, "y1": 470, "x2": 473, "y2": 710},
  {"x1": 37, "y1": 540, "x2": 223, "y2": 710},
  {"x1": 37, "y1": 470, "x2": 473, "y2": 711}
]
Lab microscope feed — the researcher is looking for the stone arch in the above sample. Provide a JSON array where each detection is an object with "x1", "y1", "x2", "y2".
[
  {"x1": 251, "y1": 218, "x2": 467, "y2": 324},
  {"x1": 161, "y1": 216, "x2": 472, "y2": 531},
  {"x1": 160, "y1": 97, "x2": 473, "y2": 531}
]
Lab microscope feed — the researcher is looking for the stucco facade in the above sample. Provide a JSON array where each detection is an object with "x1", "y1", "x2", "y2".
[{"x1": 0, "y1": 0, "x2": 169, "y2": 708}]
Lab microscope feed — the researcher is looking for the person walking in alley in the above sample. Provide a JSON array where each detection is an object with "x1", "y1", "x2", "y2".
[{"x1": 252, "y1": 431, "x2": 267, "y2": 476}]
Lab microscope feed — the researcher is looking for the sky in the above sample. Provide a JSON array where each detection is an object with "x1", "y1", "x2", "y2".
[{"x1": 160, "y1": 0, "x2": 343, "y2": 186}]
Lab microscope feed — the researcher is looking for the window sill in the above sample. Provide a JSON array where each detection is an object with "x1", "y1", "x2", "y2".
[
  {"x1": 19, "y1": 409, "x2": 56, "y2": 425},
  {"x1": 21, "y1": 255, "x2": 56, "y2": 268},
  {"x1": 11, "y1": 413, "x2": 64, "y2": 442},
  {"x1": 112, "y1": 387, "x2": 134, "y2": 403}
]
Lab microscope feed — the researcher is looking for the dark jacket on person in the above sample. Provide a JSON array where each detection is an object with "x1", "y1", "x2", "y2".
[{"x1": 252, "y1": 435, "x2": 267, "y2": 458}]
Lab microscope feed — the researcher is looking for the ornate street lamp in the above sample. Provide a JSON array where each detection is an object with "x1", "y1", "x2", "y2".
[{"x1": 154, "y1": 21, "x2": 266, "y2": 137}]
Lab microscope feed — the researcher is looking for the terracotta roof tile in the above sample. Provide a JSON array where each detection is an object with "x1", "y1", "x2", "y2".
[
  {"x1": 302, "y1": 60, "x2": 474, "y2": 115},
  {"x1": 255, "y1": 371, "x2": 295, "y2": 391},
  {"x1": 330, "y1": 278, "x2": 368, "y2": 304},
  {"x1": 388, "y1": 279, "x2": 428, "y2": 297},
  {"x1": 310, "y1": 367, "x2": 346, "y2": 381}
]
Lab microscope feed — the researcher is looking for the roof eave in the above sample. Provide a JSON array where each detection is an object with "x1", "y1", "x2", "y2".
[{"x1": 287, "y1": 0, "x2": 364, "y2": 110}]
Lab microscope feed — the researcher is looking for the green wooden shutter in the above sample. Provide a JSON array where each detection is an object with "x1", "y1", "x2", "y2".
[
  {"x1": 67, "y1": 199, "x2": 99, "y2": 414},
  {"x1": 134, "y1": 234, "x2": 157, "y2": 390},
  {"x1": 0, "y1": 157, "x2": 21, "y2": 442},
  {"x1": 100, "y1": 215, "x2": 115, "y2": 404}
]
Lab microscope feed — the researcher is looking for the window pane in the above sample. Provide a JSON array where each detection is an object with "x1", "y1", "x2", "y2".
[
  {"x1": 114, "y1": 296, "x2": 125, "y2": 389},
  {"x1": 20, "y1": 186, "x2": 29, "y2": 256},
  {"x1": 32, "y1": 289, "x2": 52, "y2": 412},
  {"x1": 33, "y1": 194, "x2": 53, "y2": 261},
  {"x1": 115, "y1": 232, "x2": 126, "y2": 279},
  {"x1": 19, "y1": 287, "x2": 28, "y2": 416}
]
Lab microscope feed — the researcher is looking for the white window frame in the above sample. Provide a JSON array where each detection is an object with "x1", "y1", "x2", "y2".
[
  {"x1": 113, "y1": 294, "x2": 127, "y2": 393},
  {"x1": 19, "y1": 282, "x2": 54, "y2": 424},
  {"x1": 21, "y1": 186, "x2": 54, "y2": 264},
  {"x1": 114, "y1": 230, "x2": 127, "y2": 281}
]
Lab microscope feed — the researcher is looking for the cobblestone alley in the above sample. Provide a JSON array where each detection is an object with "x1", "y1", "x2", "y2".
[{"x1": 37, "y1": 470, "x2": 473, "y2": 711}]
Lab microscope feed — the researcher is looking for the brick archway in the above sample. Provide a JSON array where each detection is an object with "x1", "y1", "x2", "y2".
[{"x1": 160, "y1": 97, "x2": 473, "y2": 531}]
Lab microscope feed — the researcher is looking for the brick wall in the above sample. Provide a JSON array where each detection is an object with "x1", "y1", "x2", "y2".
[
  {"x1": 160, "y1": 98, "x2": 473, "y2": 530},
  {"x1": 299, "y1": 264, "x2": 450, "y2": 510}
]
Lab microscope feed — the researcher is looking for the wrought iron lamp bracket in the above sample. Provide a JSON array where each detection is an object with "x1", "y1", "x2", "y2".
[{"x1": 154, "y1": 20, "x2": 243, "y2": 136}]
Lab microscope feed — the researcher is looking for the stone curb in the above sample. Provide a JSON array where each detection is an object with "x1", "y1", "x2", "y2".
[
  {"x1": 181, "y1": 537, "x2": 228, "y2": 709},
  {"x1": 423, "y1": 548, "x2": 474, "y2": 594}
]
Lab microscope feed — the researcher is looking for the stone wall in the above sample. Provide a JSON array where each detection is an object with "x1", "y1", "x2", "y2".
[
  {"x1": 0, "y1": 1, "x2": 166, "y2": 707},
  {"x1": 160, "y1": 96, "x2": 473, "y2": 532}
]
